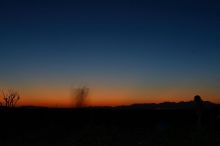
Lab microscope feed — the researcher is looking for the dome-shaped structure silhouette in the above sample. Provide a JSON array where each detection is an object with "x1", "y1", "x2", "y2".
[{"x1": 194, "y1": 95, "x2": 203, "y2": 129}]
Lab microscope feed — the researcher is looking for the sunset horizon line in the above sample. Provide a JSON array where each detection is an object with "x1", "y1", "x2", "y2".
[{"x1": 15, "y1": 97, "x2": 220, "y2": 108}]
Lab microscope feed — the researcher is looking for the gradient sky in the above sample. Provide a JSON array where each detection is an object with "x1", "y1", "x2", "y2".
[{"x1": 0, "y1": 0, "x2": 220, "y2": 107}]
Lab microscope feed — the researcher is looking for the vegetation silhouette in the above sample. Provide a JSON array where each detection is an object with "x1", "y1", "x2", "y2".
[
  {"x1": 72, "y1": 86, "x2": 89, "y2": 108},
  {"x1": 1, "y1": 89, "x2": 20, "y2": 108},
  {"x1": 194, "y1": 95, "x2": 204, "y2": 129},
  {"x1": 0, "y1": 92, "x2": 219, "y2": 146}
]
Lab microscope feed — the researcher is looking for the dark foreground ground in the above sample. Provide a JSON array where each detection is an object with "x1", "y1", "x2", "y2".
[{"x1": 0, "y1": 107, "x2": 220, "y2": 146}]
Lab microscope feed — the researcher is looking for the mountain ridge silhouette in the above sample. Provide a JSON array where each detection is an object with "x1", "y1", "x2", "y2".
[
  {"x1": 125, "y1": 100, "x2": 217, "y2": 110},
  {"x1": 15, "y1": 100, "x2": 218, "y2": 110}
]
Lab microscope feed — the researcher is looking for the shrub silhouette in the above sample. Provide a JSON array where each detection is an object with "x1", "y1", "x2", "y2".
[
  {"x1": 194, "y1": 95, "x2": 203, "y2": 128},
  {"x1": 72, "y1": 86, "x2": 89, "y2": 108},
  {"x1": 1, "y1": 89, "x2": 20, "y2": 107}
]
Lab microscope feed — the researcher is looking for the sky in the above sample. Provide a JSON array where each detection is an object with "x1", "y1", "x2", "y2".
[{"x1": 0, "y1": 0, "x2": 220, "y2": 107}]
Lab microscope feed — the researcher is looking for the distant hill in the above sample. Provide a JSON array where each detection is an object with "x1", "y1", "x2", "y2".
[
  {"x1": 117, "y1": 101, "x2": 218, "y2": 110},
  {"x1": 18, "y1": 106, "x2": 49, "y2": 109},
  {"x1": 7, "y1": 101, "x2": 217, "y2": 110}
]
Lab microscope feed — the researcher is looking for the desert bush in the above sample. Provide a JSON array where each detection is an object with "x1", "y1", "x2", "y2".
[
  {"x1": 72, "y1": 86, "x2": 89, "y2": 108},
  {"x1": 1, "y1": 89, "x2": 20, "y2": 107}
]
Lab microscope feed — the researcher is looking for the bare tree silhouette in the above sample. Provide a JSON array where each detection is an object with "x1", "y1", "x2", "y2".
[
  {"x1": 194, "y1": 95, "x2": 203, "y2": 129},
  {"x1": 72, "y1": 86, "x2": 89, "y2": 108},
  {"x1": 1, "y1": 89, "x2": 20, "y2": 107}
]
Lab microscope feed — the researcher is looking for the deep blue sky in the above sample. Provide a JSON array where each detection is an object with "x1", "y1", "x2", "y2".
[{"x1": 0, "y1": 0, "x2": 220, "y2": 105}]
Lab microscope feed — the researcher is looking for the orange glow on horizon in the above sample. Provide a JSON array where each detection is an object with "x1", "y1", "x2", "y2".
[
  {"x1": 4, "y1": 83, "x2": 220, "y2": 107},
  {"x1": 16, "y1": 94, "x2": 220, "y2": 108}
]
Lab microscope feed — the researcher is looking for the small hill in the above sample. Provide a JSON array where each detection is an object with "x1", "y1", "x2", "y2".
[{"x1": 119, "y1": 101, "x2": 217, "y2": 110}]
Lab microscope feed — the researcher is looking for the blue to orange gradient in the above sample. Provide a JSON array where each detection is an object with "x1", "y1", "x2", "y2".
[{"x1": 0, "y1": 0, "x2": 220, "y2": 107}]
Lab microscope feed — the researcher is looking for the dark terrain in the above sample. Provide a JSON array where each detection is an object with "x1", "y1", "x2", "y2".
[{"x1": 0, "y1": 106, "x2": 220, "y2": 146}]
